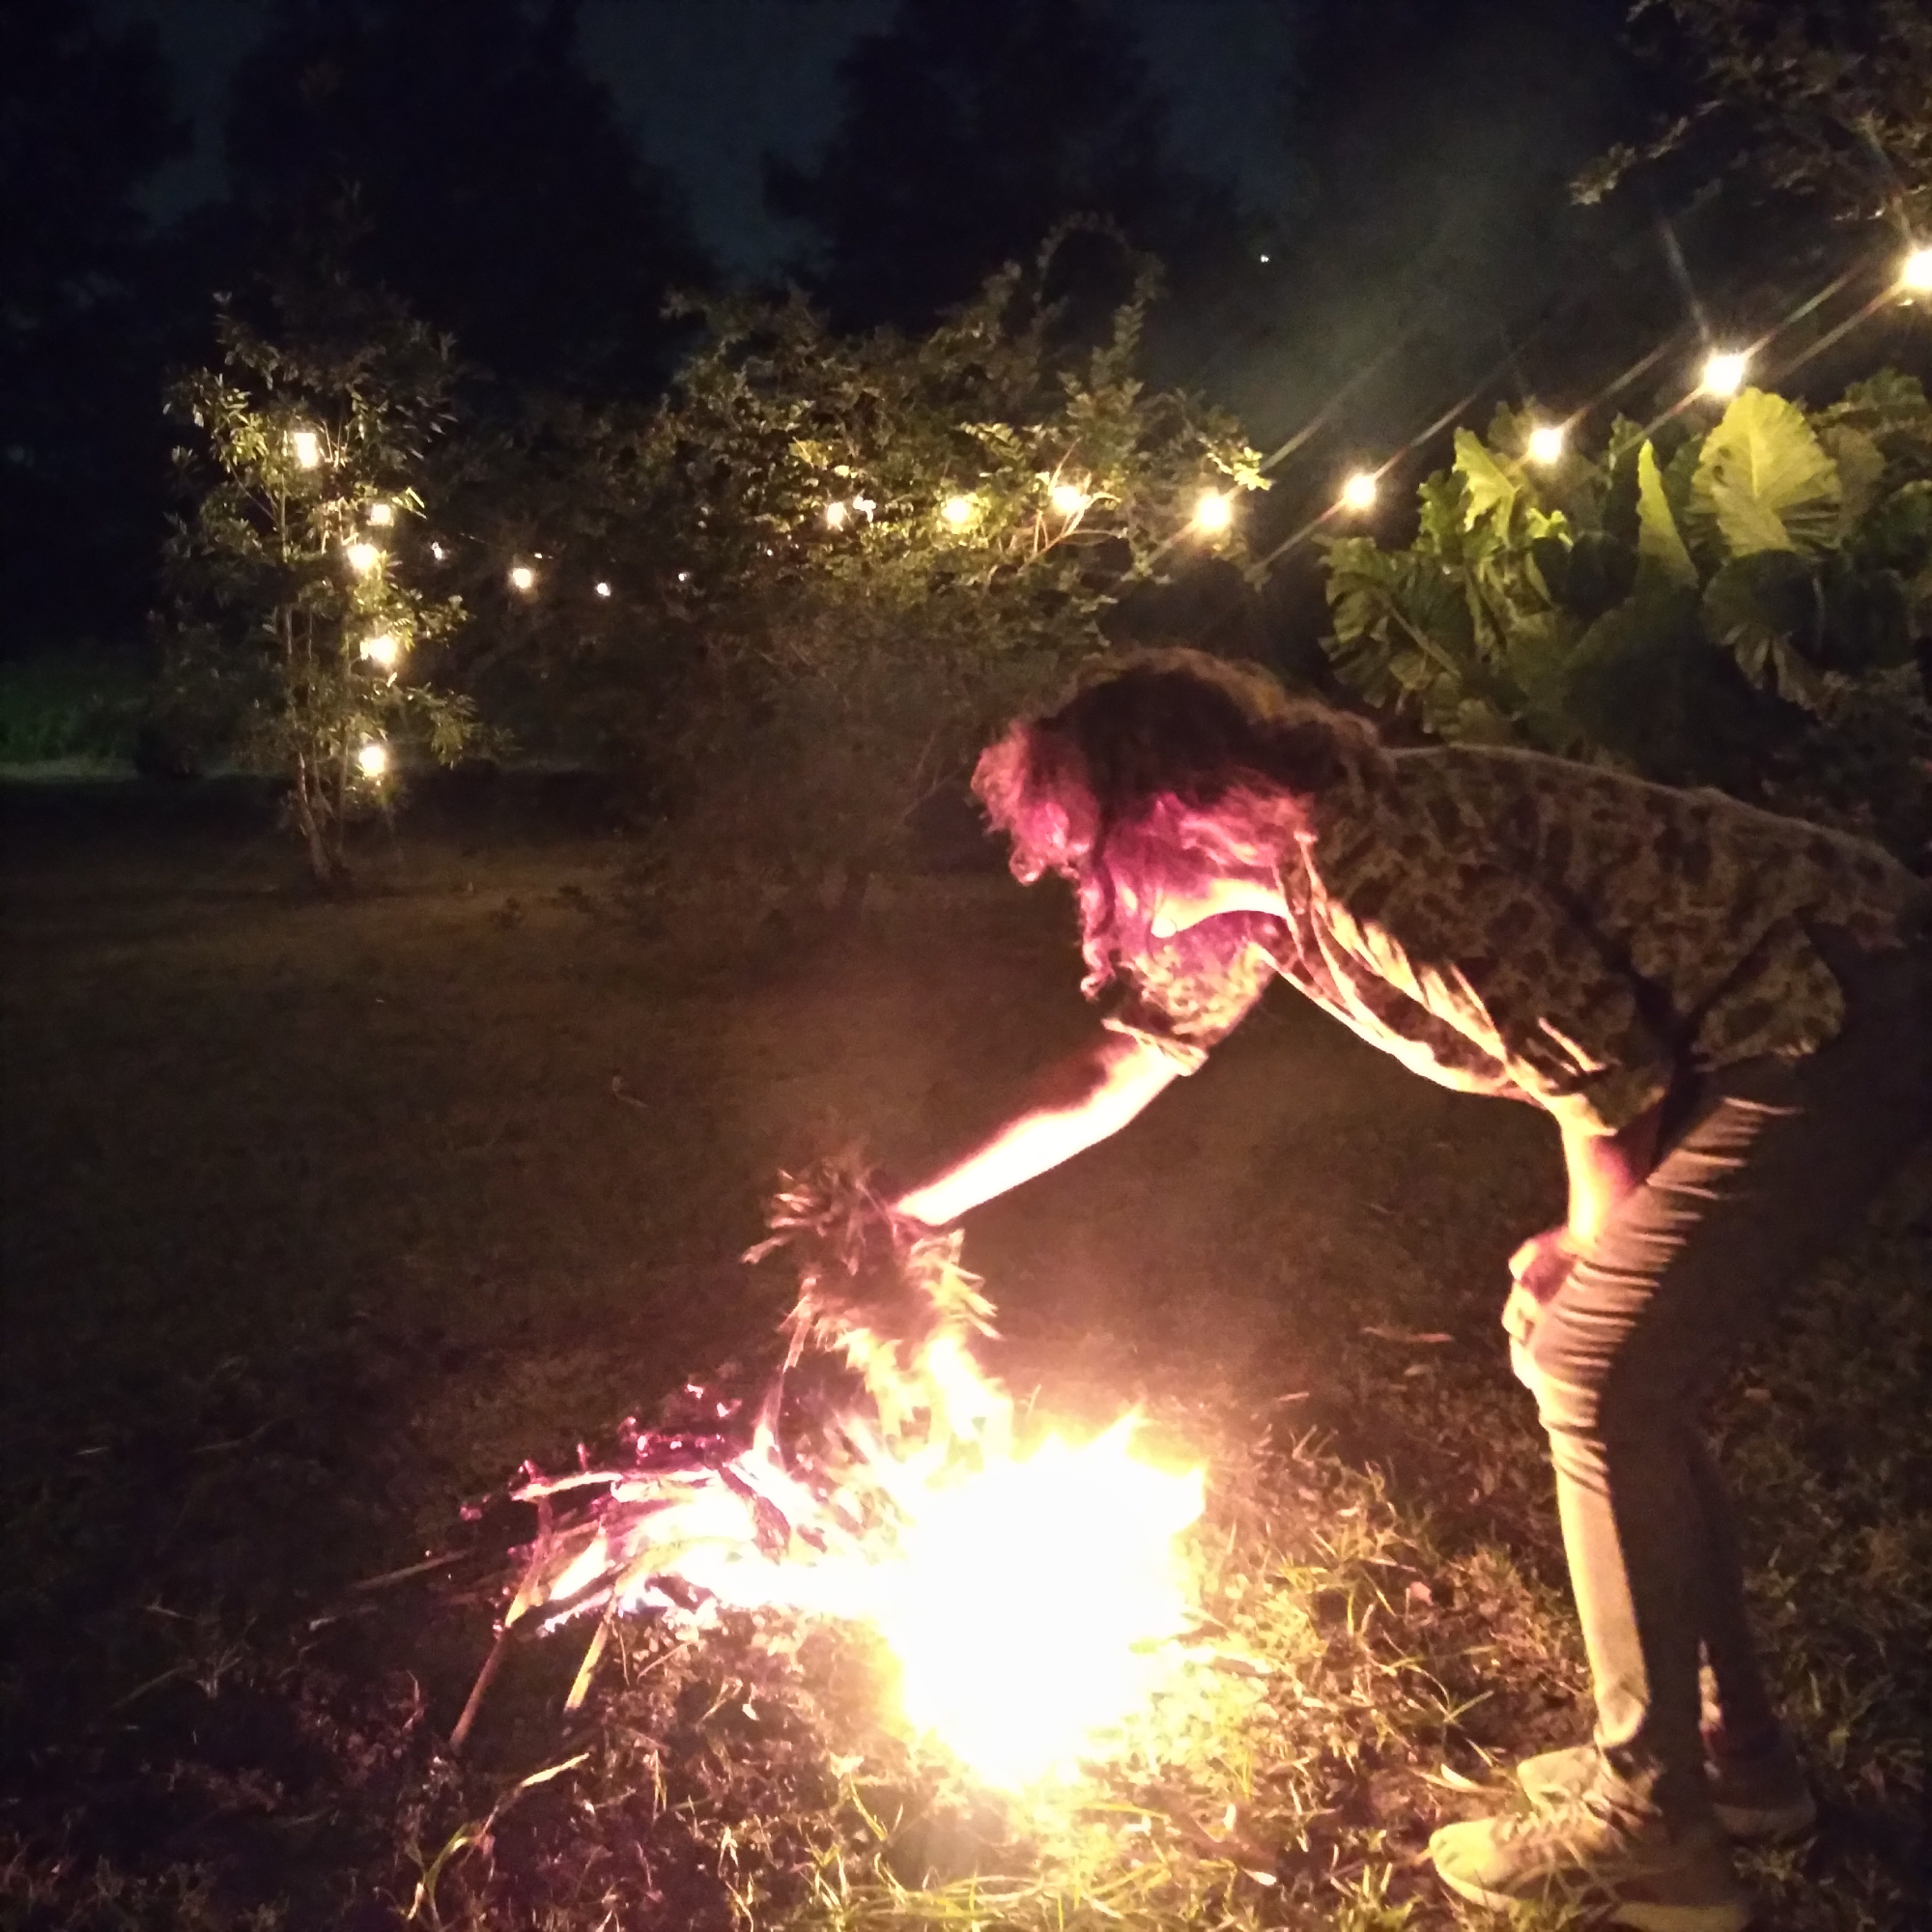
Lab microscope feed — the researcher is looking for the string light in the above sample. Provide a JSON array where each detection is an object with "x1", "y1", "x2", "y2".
[
  {"x1": 356, "y1": 741, "x2": 389, "y2": 779},
  {"x1": 1525, "y1": 422, "x2": 1567, "y2": 465},
  {"x1": 1192, "y1": 489, "x2": 1234, "y2": 534},
  {"x1": 384, "y1": 245, "x2": 1904, "y2": 630},
  {"x1": 1339, "y1": 470, "x2": 1379, "y2": 513},
  {"x1": 345, "y1": 541, "x2": 382, "y2": 574},
  {"x1": 290, "y1": 429, "x2": 321, "y2": 469},
  {"x1": 359, "y1": 632, "x2": 399, "y2": 668},
  {"x1": 1700, "y1": 349, "x2": 1750, "y2": 397},
  {"x1": 366, "y1": 500, "x2": 394, "y2": 527}
]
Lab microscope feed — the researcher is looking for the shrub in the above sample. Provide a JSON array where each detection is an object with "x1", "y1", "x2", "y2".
[
  {"x1": 601, "y1": 248, "x2": 1268, "y2": 890},
  {"x1": 1321, "y1": 375, "x2": 1932, "y2": 861}
]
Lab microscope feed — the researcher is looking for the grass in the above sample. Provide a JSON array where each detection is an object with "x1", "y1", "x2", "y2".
[{"x1": 2, "y1": 778, "x2": 1927, "y2": 1930}]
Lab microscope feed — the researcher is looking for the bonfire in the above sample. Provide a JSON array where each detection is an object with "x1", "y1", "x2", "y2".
[{"x1": 452, "y1": 1158, "x2": 1206, "y2": 1793}]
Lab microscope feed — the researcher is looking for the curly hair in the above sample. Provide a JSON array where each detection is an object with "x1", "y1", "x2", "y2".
[{"x1": 972, "y1": 649, "x2": 1387, "y2": 995}]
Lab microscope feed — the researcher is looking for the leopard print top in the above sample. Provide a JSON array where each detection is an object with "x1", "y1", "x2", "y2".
[{"x1": 1099, "y1": 746, "x2": 1929, "y2": 1135}]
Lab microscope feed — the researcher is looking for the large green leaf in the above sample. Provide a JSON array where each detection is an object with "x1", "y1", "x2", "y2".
[
  {"x1": 1323, "y1": 539, "x2": 1476, "y2": 708},
  {"x1": 1501, "y1": 609, "x2": 1584, "y2": 751},
  {"x1": 1415, "y1": 471, "x2": 1469, "y2": 556},
  {"x1": 1566, "y1": 583, "x2": 1755, "y2": 785},
  {"x1": 1850, "y1": 477, "x2": 1932, "y2": 577},
  {"x1": 1818, "y1": 424, "x2": 1885, "y2": 533},
  {"x1": 1819, "y1": 554, "x2": 1915, "y2": 673},
  {"x1": 1636, "y1": 441, "x2": 1697, "y2": 587},
  {"x1": 1819, "y1": 370, "x2": 1932, "y2": 445},
  {"x1": 1455, "y1": 429, "x2": 1519, "y2": 530},
  {"x1": 1700, "y1": 551, "x2": 1825, "y2": 711},
  {"x1": 1690, "y1": 388, "x2": 1842, "y2": 556}
]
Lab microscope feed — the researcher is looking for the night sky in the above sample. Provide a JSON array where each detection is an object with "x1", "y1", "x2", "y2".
[{"x1": 123, "y1": 0, "x2": 1305, "y2": 277}]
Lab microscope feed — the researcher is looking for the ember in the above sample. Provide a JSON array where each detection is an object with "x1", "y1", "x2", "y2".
[{"x1": 469, "y1": 1160, "x2": 1204, "y2": 1788}]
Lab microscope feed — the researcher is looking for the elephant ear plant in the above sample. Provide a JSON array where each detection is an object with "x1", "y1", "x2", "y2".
[
  {"x1": 155, "y1": 297, "x2": 486, "y2": 886},
  {"x1": 1321, "y1": 374, "x2": 1932, "y2": 862}
]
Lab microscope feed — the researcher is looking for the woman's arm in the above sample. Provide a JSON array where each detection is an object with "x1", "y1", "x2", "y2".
[
  {"x1": 1505, "y1": 1098, "x2": 1666, "y2": 1344},
  {"x1": 1560, "y1": 1098, "x2": 1663, "y2": 1245},
  {"x1": 893, "y1": 1032, "x2": 1181, "y2": 1228}
]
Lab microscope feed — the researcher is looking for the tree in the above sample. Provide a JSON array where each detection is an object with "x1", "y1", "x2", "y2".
[
  {"x1": 1577, "y1": 1, "x2": 1932, "y2": 228},
  {"x1": 1319, "y1": 376, "x2": 1932, "y2": 860},
  {"x1": 765, "y1": 0, "x2": 1245, "y2": 337},
  {"x1": 155, "y1": 298, "x2": 483, "y2": 884},
  {"x1": 0, "y1": 0, "x2": 185, "y2": 646},
  {"x1": 220, "y1": 0, "x2": 709, "y2": 396},
  {"x1": 582, "y1": 247, "x2": 1267, "y2": 892}
]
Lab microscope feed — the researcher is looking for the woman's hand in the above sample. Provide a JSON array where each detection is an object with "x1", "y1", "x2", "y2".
[
  {"x1": 1508, "y1": 1225, "x2": 1577, "y2": 1305},
  {"x1": 1502, "y1": 1225, "x2": 1576, "y2": 1375}
]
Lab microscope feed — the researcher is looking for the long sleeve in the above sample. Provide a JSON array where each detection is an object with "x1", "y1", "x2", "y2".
[{"x1": 1313, "y1": 858, "x2": 1679, "y2": 1134}]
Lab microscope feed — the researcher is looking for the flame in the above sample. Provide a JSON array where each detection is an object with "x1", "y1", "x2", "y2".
[
  {"x1": 872, "y1": 1415, "x2": 1203, "y2": 1787},
  {"x1": 510, "y1": 1213, "x2": 1205, "y2": 1789}
]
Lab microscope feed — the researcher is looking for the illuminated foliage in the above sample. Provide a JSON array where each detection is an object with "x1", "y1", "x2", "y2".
[
  {"x1": 615, "y1": 245, "x2": 1267, "y2": 886},
  {"x1": 155, "y1": 298, "x2": 484, "y2": 885},
  {"x1": 1578, "y1": 1, "x2": 1932, "y2": 227},
  {"x1": 1321, "y1": 374, "x2": 1932, "y2": 857}
]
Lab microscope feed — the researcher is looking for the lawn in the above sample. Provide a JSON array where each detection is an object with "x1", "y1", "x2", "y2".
[{"x1": 2, "y1": 779, "x2": 1927, "y2": 1931}]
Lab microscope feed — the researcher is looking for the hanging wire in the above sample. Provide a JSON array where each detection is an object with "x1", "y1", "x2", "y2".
[{"x1": 1236, "y1": 245, "x2": 1904, "y2": 585}]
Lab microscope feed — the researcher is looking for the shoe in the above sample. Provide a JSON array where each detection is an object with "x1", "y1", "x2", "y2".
[
  {"x1": 1519, "y1": 1738, "x2": 1817, "y2": 1841},
  {"x1": 1430, "y1": 1795, "x2": 1749, "y2": 1931}
]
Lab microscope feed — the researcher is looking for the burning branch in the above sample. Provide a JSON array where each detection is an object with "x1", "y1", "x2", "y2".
[{"x1": 449, "y1": 1155, "x2": 1204, "y2": 1789}]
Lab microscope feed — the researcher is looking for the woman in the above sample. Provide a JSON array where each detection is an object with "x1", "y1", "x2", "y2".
[{"x1": 892, "y1": 650, "x2": 1929, "y2": 1929}]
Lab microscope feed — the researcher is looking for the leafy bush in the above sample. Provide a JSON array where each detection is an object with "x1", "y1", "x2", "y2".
[
  {"x1": 592, "y1": 250, "x2": 1267, "y2": 889},
  {"x1": 0, "y1": 650, "x2": 148, "y2": 765},
  {"x1": 1321, "y1": 374, "x2": 1932, "y2": 861}
]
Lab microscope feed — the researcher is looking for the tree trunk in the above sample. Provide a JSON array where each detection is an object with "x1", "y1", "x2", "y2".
[{"x1": 292, "y1": 752, "x2": 348, "y2": 889}]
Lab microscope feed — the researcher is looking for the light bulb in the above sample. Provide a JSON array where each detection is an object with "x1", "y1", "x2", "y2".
[
  {"x1": 1339, "y1": 471, "x2": 1378, "y2": 513},
  {"x1": 824, "y1": 499, "x2": 849, "y2": 528},
  {"x1": 356, "y1": 741, "x2": 389, "y2": 779},
  {"x1": 345, "y1": 541, "x2": 382, "y2": 574},
  {"x1": 1701, "y1": 350, "x2": 1750, "y2": 398},
  {"x1": 366, "y1": 500, "x2": 394, "y2": 526},
  {"x1": 1526, "y1": 423, "x2": 1567, "y2": 465},
  {"x1": 1048, "y1": 480, "x2": 1090, "y2": 516},
  {"x1": 1899, "y1": 244, "x2": 1932, "y2": 294},
  {"x1": 430, "y1": 542, "x2": 445, "y2": 560},
  {"x1": 359, "y1": 633, "x2": 399, "y2": 668},
  {"x1": 508, "y1": 563, "x2": 536, "y2": 592},
  {"x1": 1192, "y1": 489, "x2": 1233, "y2": 534},
  {"x1": 594, "y1": 580, "x2": 611, "y2": 598},
  {"x1": 941, "y1": 494, "x2": 977, "y2": 528},
  {"x1": 290, "y1": 429, "x2": 321, "y2": 469}
]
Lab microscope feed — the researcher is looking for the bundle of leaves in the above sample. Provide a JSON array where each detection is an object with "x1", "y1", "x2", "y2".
[
  {"x1": 446, "y1": 1159, "x2": 999, "y2": 1748},
  {"x1": 1321, "y1": 373, "x2": 1932, "y2": 861}
]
